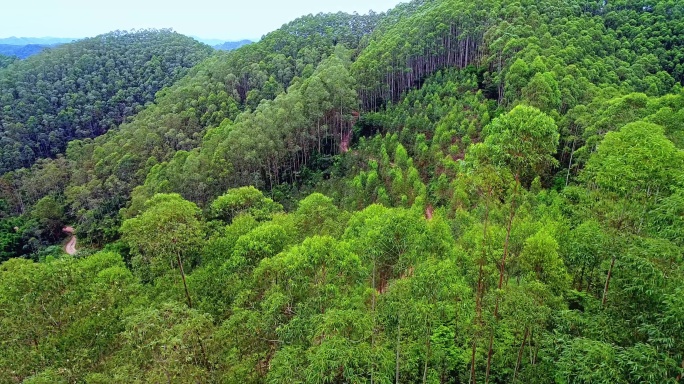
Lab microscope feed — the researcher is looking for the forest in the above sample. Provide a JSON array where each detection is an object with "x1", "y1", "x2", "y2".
[
  {"x1": 0, "y1": 0, "x2": 683, "y2": 382},
  {"x1": 0, "y1": 29, "x2": 213, "y2": 173}
]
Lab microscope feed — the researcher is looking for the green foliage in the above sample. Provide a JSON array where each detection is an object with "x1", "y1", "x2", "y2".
[
  {"x1": 483, "y1": 104, "x2": 560, "y2": 183},
  {"x1": 293, "y1": 192, "x2": 346, "y2": 239},
  {"x1": 104, "y1": 302, "x2": 215, "y2": 382},
  {"x1": 232, "y1": 222, "x2": 289, "y2": 267},
  {"x1": 518, "y1": 228, "x2": 570, "y2": 292},
  {"x1": 1, "y1": 34, "x2": 364, "y2": 246},
  {"x1": 0, "y1": 216, "x2": 25, "y2": 262},
  {"x1": 1, "y1": 0, "x2": 684, "y2": 381},
  {"x1": 0, "y1": 252, "x2": 139, "y2": 381},
  {"x1": 584, "y1": 121, "x2": 684, "y2": 198},
  {"x1": 121, "y1": 193, "x2": 204, "y2": 280},
  {"x1": 211, "y1": 186, "x2": 283, "y2": 223},
  {"x1": 29, "y1": 196, "x2": 64, "y2": 242},
  {"x1": 0, "y1": 54, "x2": 16, "y2": 69},
  {"x1": 0, "y1": 29, "x2": 212, "y2": 173}
]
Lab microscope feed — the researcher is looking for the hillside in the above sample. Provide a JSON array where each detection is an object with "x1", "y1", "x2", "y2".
[
  {"x1": 1, "y1": 0, "x2": 683, "y2": 382},
  {"x1": 0, "y1": 11, "x2": 382, "y2": 247},
  {"x1": 0, "y1": 29, "x2": 213, "y2": 173}
]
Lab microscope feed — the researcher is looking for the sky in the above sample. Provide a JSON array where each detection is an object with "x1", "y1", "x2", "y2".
[{"x1": 0, "y1": 0, "x2": 404, "y2": 41}]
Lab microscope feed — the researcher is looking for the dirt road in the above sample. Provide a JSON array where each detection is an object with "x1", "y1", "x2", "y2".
[{"x1": 63, "y1": 226, "x2": 77, "y2": 255}]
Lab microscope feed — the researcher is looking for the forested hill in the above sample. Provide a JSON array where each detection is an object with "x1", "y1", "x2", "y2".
[
  {"x1": 0, "y1": 29, "x2": 213, "y2": 173},
  {"x1": 1, "y1": 0, "x2": 684, "y2": 382},
  {"x1": 0, "y1": 11, "x2": 383, "y2": 247}
]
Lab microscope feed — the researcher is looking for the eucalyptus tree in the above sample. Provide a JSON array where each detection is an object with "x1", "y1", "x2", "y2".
[
  {"x1": 583, "y1": 121, "x2": 684, "y2": 305},
  {"x1": 120, "y1": 193, "x2": 204, "y2": 307}
]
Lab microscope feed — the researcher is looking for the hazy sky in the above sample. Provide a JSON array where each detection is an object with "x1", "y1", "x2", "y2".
[{"x1": 1, "y1": 0, "x2": 404, "y2": 41}]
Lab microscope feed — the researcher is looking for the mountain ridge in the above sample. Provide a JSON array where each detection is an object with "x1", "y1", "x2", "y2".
[
  {"x1": 212, "y1": 39, "x2": 253, "y2": 50},
  {"x1": 0, "y1": 43, "x2": 58, "y2": 59}
]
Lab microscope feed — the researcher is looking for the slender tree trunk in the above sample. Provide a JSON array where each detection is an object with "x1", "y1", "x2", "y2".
[
  {"x1": 465, "y1": 35, "x2": 470, "y2": 66},
  {"x1": 177, "y1": 252, "x2": 192, "y2": 308},
  {"x1": 602, "y1": 255, "x2": 616, "y2": 306},
  {"x1": 471, "y1": 188, "x2": 492, "y2": 384},
  {"x1": 513, "y1": 327, "x2": 529, "y2": 382},
  {"x1": 487, "y1": 177, "x2": 519, "y2": 382},
  {"x1": 484, "y1": 331, "x2": 495, "y2": 384},
  {"x1": 422, "y1": 323, "x2": 432, "y2": 384},
  {"x1": 395, "y1": 320, "x2": 401, "y2": 384},
  {"x1": 637, "y1": 197, "x2": 648, "y2": 235},
  {"x1": 498, "y1": 177, "x2": 519, "y2": 293},
  {"x1": 14, "y1": 188, "x2": 25, "y2": 214},
  {"x1": 470, "y1": 337, "x2": 478, "y2": 384},
  {"x1": 497, "y1": 50, "x2": 503, "y2": 105},
  {"x1": 528, "y1": 330, "x2": 534, "y2": 365},
  {"x1": 371, "y1": 259, "x2": 377, "y2": 384},
  {"x1": 565, "y1": 138, "x2": 576, "y2": 187}
]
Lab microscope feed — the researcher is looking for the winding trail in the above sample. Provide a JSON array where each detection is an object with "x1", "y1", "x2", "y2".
[{"x1": 63, "y1": 226, "x2": 77, "y2": 255}]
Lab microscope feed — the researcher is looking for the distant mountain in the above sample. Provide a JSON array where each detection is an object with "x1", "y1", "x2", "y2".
[
  {"x1": 0, "y1": 37, "x2": 78, "y2": 59},
  {"x1": 0, "y1": 37, "x2": 77, "y2": 45},
  {"x1": 0, "y1": 44, "x2": 56, "y2": 59},
  {"x1": 213, "y1": 39, "x2": 253, "y2": 51},
  {"x1": 191, "y1": 37, "x2": 226, "y2": 45}
]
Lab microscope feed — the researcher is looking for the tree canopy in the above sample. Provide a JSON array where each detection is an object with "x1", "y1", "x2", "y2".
[{"x1": 0, "y1": 29, "x2": 212, "y2": 173}]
